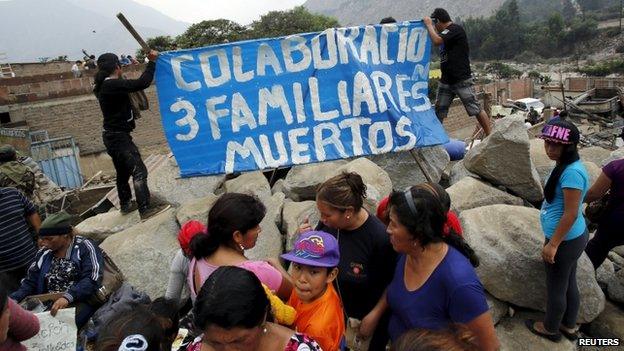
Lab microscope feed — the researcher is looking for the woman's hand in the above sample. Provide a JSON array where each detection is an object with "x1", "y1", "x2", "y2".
[
  {"x1": 358, "y1": 310, "x2": 380, "y2": 340},
  {"x1": 297, "y1": 217, "x2": 312, "y2": 235},
  {"x1": 50, "y1": 297, "x2": 69, "y2": 317},
  {"x1": 542, "y1": 242, "x2": 558, "y2": 264},
  {"x1": 147, "y1": 50, "x2": 159, "y2": 62}
]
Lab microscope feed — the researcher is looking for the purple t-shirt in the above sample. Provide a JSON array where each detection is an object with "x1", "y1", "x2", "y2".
[
  {"x1": 604, "y1": 159, "x2": 624, "y2": 214},
  {"x1": 387, "y1": 247, "x2": 489, "y2": 341}
]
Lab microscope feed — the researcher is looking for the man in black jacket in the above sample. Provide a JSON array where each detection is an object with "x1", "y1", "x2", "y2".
[
  {"x1": 424, "y1": 8, "x2": 492, "y2": 136},
  {"x1": 94, "y1": 51, "x2": 167, "y2": 220}
]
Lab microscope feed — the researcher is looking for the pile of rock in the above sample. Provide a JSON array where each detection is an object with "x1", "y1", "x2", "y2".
[{"x1": 75, "y1": 116, "x2": 624, "y2": 348}]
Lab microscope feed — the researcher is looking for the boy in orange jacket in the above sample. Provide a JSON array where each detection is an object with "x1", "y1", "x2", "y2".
[{"x1": 282, "y1": 231, "x2": 345, "y2": 351}]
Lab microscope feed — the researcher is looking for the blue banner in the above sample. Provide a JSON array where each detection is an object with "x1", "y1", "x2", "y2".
[{"x1": 155, "y1": 21, "x2": 448, "y2": 177}]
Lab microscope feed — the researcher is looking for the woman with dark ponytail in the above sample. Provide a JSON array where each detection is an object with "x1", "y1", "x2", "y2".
[
  {"x1": 187, "y1": 193, "x2": 293, "y2": 302},
  {"x1": 525, "y1": 119, "x2": 589, "y2": 342},
  {"x1": 95, "y1": 50, "x2": 167, "y2": 221},
  {"x1": 300, "y1": 172, "x2": 397, "y2": 349},
  {"x1": 384, "y1": 184, "x2": 498, "y2": 350}
]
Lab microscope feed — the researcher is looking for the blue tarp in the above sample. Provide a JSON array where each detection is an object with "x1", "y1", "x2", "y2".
[{"x1": 155, "y1": 20, "x2": 448, "y2": 176}]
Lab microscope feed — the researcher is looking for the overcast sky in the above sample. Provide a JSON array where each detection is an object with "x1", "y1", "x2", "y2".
[{"x1": 134, "y1": 0, "x2": 307, "y2": 24}]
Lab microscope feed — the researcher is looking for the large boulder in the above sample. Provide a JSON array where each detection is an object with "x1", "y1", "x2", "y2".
[
  {"x1": 583, "y1": 161, "x2": 601, "y2": 186},
  {"x1": 282, "y1": 160, "x2": 348, "y2": 201},
  {"x1": 596, "y1": 259, "x2": 615, "y2": 289},
  {"x1": 461, "y1": 205, "x2": 605, "y2": 323},
  {"x1": 496, "y1": 312, "x2": 577, "y2": 351},
  {"x1": 580, "y1": 146, "x2": 612, "y2": 166},
  {"x1": 224, "y1": 171, "x2": 271, "y2": 201},
  {"x1": 528, "y1": 138, "x2": 553, "y2": 185},
  {"x1": 281, "y1": 200, "x2": 320, "y2": 251},
  {"x1": 245, "y1": 192, "x2": 286, "y2": 261},
  {"x1": 175, "y1": 193, "x2": 219, "y2": 225},
  {"x1": 337, "y1": 158, "x2": 392, "y2": 211},
  {"x1": 367, "y1": 145, "x2": 450, "y2": 190},
  {"x1": 487, "y1": 292, "x2": 508, "y2": 326},
  {"x1": 602, "y1": 147, "x2": 624, "y2": 166},
  {"x1": 606, "y1": 268, "x2": 624, "y2": 304},
  {"x1": 75, "y1": 210, "x2": 140, "y2": 243},
  {"x1": 448, "y1": 160, "x2": 479, "y2": 186},
  {"x1": 100, "y1": 209, "x2": 180, "y2": 298},
  {"x1": 148, "y1": 157, "x2": 224, "y2": 206},
  {"x1": 586, "y1": 301, "x2": 624, "y2": 340},
  {"x1": 446, "y1": 177, "x2": 523, "y2": 213},
  {"x1": 464, "y1": 117, "x2": 543, "y2": 202}
]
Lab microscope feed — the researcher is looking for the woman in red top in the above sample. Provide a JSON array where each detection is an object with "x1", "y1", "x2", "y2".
[{"x1": 0, "y1": 276, "x2": 40, "y2": 351}]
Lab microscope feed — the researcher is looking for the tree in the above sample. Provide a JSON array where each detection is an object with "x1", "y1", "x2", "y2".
[
  {"x1": 249, "y1": 6, "x2": 339, "y2": 39},
  {"x1": 486, "y1": 62, "x2": 522, "y2": 79},
  {"x1": 176, "y1": 19, "x2": 249, "y2": 49},
  {"x1": 136, "y1": 35, "x2": 177, "y2": 60}
]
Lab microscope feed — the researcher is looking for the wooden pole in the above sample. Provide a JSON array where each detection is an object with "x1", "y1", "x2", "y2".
[
  {"x1": 409, "y1": 149, "x2": 434, "y2": 183},
  {"x1": 116, "y1": 13, "x2": 151, "y2": 52}
]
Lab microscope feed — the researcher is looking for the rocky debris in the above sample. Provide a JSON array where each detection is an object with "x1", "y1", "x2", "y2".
[
  {"x1": 100, "y1": 209, "x2": 179, "y2": 299},
  {"x1": 461, "y1": 205, "x2": 605, "y2": 323},
  {"x1": 271, "y1": 178, "x2": 286, "y2": 194},
  {"x1": 611, "y1": 246, "x2": 624, "y2": 258},
  {"x1": 367, "y1": 146, "x2": 450, "y2": 191},
  {"x1": 487, "y1": 292, "x2": 509, "y2": 326},
  {"x1": 446, "y1": 177, "x2": 523, "y2": 213},
  {"x1": 528, "y1": 138, "x2": 553, "y2": 185},
  {"x1": 602, "y1": 147, "x2": 624, "y2": 166},
  {"x1": 608, "y1": 251, "x2": 624, "y2": 270},
  {"x1": 336, "y1": 158, "x2": 392, "y2": 211},
  {"x1": 281, "y1": 200, "x2": 320, "y2": 251},
  {"x1": 580, "y1": 146, "x2": 612, "y2": 166},
  {"x1": 282, "y1": 160, "x2": 348, "y2": 201},
  {"x1": 597, "y1": 260, "x2": 615, "y2": 289},
  {"x1": 583, "y1": 161, "x2": 602, "y2": 186},
  {"x1": 606, "y1": 269, "x2": 624, "y2": 304},
  {"x1": 586, "y1": 301, "x2": 624, "y2": 340},
  {"x1": 448, "y1": 160, "x2": 479, "y2": 186},
  {"x1": 496, "y1": 312, "x2": 577, "y2": 351},
  {"x1": 464, "y1": 117, "x2": 544, "y2": 202},
  {"x1": 75, "y1": 209, "x2": 140, "y2": 243},
  {"x1": 224, "y1": 171, "x2": 271, "y2": 201},
  {"x1": 148, "y1": 157, "x2": 224, "y2": 206},
  {"x1": 20, "y1": 156, "x2": 64, "y2": 204},
  {"x1": 175, "y1": 193, "x2": 219, "y2": 225},
  {"x1": 245, "y1": 192, "x2": 285, "y2": 261}
]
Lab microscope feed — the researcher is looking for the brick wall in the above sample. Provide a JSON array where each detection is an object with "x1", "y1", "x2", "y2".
[
  {"x1": 8, "y1": 86, "x2": 167, "y2": 155},
  {"x1": 9, "y1": 62, "x2": 75, "y2": 77},
  {"x1": 566, "y1": 77, "x2": 624, "y2": 90},
  {"x1": 0, "y1": 65, "x2": 145, "y2": 105},
  {"x1": 479, "y1": 79, "x2": 533, "y2": 103}
]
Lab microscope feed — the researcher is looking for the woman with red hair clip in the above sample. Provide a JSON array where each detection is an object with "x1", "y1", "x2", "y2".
[{"x1": 165, "y1": 220, "x2": 207, "y2": 305}]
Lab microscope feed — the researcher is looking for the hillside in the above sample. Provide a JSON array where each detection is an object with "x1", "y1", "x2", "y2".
[
  {"x1": 302, "y1": 0, "x2": 507, "y2": 25},
  {"x1": 0, "y1": 0, "x2": 189, "y2": 62}
]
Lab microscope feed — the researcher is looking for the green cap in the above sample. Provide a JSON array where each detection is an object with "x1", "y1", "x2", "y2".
[
  {"x1": 0, "y1": 144, "x2": 16, "y2": 162},
  {"x1": 39, "y1": 211, "x2": 73, "y2": 236}
]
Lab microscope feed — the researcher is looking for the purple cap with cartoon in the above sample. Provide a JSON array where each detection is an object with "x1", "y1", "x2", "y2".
[{"x1": 281, "y1": 231, "x2": 340, "y2": 268}]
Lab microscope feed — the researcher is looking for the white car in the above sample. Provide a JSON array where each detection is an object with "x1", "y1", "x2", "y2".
[{"x1": 513, "y1": 98, "x2": 545, "y2": 115}]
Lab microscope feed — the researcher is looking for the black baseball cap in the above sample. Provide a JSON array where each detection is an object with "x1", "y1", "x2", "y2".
[{"x1": 540, "y1": 119, "x2": 580, "y2": 144}]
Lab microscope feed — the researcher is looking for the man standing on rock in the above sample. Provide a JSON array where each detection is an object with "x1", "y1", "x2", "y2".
[
  {"x1": 424, "y1": 8, "x2": 492, "y2": 136},
  {"x1": 93, "y1": 51, "x2": 168, "y2": 221}
]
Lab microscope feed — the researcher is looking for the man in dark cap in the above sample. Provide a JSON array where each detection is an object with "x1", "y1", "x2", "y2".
[
  {"x1": 424, "y1": 8, "x2": 492, "y2": 136},
  {"x1": 93, "y1": 50, "x2": 168, "y2": 220}
]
